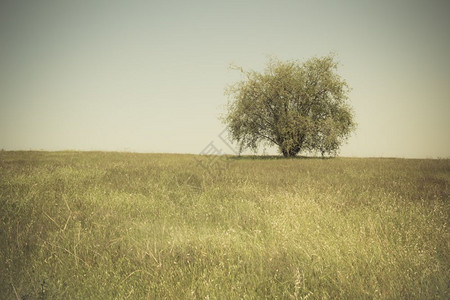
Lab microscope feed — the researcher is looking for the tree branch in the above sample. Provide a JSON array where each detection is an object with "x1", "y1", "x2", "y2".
[{"x1": 255, "y1": 132, "x2": 279, "y2": 146}]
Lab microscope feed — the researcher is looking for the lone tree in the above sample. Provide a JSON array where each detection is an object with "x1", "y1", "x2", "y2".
[{"x1": 223, "y1": 55, "x2": 356, "y2": 157}]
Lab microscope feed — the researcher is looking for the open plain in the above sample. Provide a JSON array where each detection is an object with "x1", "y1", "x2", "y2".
[{"x1": 1, "y1": 151, "x2": 449, "y2": 299}]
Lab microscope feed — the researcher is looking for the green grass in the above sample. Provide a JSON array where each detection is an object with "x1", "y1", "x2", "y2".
[{"x1": 1, "y1": 151, "x2": 449, "y2": 299}]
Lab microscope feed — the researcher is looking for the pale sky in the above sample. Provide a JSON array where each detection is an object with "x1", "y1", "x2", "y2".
[{"x1": 1, "y1": 0, "x2": 449, "y2": 158}]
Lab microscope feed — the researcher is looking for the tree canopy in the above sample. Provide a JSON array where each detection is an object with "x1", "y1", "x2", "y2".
[{"x1": 223, "y1": 55, "x2": 356, "y2": 157}]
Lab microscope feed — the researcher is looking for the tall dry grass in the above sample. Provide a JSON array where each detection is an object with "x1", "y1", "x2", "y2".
[{"x1": 0, "y1": 151, "x2": 448, "y2": 299}]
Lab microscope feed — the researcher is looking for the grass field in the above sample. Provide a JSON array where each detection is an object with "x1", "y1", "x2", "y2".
[{"x1": 0, "y1": 151, "x2": 449, "y2": 299}]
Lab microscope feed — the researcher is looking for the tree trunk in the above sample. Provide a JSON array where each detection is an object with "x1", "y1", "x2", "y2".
[
  {"x1": 279, "y1": 135, "x2": 303, "y2": 158},
  {"x1": 281, "y1": 146, "x2": 301, "y2": 158}
]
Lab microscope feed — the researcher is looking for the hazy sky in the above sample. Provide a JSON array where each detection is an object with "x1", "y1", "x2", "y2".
[{"x1": 1, "y1": 0, "x2": 449, "y2": 158}]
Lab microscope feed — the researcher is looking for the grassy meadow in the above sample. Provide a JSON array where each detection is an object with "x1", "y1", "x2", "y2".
[{"x1": 0, "y1": 151, "x2": 449, "y2": 299}]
